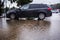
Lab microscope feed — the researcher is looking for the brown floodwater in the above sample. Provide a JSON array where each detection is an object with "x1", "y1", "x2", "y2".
[{"x1": 0, "y1": 13, "x2": 60, "y2": 40}]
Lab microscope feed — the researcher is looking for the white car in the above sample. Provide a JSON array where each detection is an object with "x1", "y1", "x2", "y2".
[{"x1": 51, "y1": 9, "x2": 59, "y2": 13}]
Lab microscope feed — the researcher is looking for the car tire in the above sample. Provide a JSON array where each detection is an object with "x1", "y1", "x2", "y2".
[
  {"x1": 10, "y1": 14, "x2": 16, "y2": 20},
  {"x1": 10, "y1": 14, "x2": 19, "y2": 20},
  {"x1": 38, "y1": 13, "x2": 45, "y2": 20}
]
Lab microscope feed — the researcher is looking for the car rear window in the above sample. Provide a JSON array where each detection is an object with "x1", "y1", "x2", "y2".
[{"x1": 29, "y1": 4, "x2": 48, "y2": 9}]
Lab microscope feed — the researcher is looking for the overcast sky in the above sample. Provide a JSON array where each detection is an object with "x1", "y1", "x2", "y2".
[
  {"x1": 3, "y1": 0, "x2": 60, "y2": 8},
  {"x1": 32, "y1": 0, "x2": 60, "y2": 4}
]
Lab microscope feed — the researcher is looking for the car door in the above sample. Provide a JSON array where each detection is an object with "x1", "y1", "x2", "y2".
[
  {"x1": 21, "y1": 4, "x2": 34, "y2": 17},
  {"x1": 26, "y1": 8, "x2": 34, "y2": 17},
  {"x1": 20, "y1": 4, "x2": 29, "y2": 17},
  {"x1": 29, "y1": 4, "x2": 39, "y2": 17}
]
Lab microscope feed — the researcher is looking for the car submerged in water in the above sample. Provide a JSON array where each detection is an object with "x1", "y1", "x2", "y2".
[{"x1": 6, "y1": 4, "x2": 52, "y2": 21}]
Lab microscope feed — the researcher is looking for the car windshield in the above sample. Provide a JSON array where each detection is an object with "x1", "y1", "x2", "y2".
[{"x1": 20, "y1": 4, "x2": 29, "y2": 9}]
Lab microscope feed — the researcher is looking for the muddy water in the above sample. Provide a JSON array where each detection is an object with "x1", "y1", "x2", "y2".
[{"x1": 0, "y1": 14, "x2": 60, "y2": 40}]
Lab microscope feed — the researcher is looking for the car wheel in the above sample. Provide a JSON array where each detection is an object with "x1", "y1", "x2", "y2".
[
  {"x1": 10, "y1": 14, "x2": 16, "y2": 20},
  {"x1": 10, "y1": 14, "x2": 19, "y2": 20},
  {"x1": 38, "y1": 13, "x2": 45, "y2": 20}
]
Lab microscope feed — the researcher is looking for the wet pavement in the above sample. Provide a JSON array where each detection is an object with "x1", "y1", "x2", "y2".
[{"x1": 0, "y1": 13, "x2": 60, "y2": 40}]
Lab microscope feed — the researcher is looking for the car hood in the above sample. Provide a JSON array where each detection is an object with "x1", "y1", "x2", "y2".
[{"x1": 7, "y1": 9, "x2": 16, "y2": 13}]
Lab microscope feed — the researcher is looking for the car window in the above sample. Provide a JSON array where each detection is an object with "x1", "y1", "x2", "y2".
[
  {"x1": 20, "y1": 4, "x2": 29, "y2": 9},
  {"x1": 29, "y1": 4, "x2": 48, "y2": 9},
  {"x1": 47, "y1": 5, "x2": 52, "y2": 8},
  {"x1": 29, "y1": 4, "x2": 39, "y2": 9},
  {"x1": 40, "y1": 4, "x2": 48, "y2": 8}
]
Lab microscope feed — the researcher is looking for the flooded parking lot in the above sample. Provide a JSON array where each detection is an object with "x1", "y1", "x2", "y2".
[{"x1": 0, "y1": 13, "x2": 60, "y2": 40}]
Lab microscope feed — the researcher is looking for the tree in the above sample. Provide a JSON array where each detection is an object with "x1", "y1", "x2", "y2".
[
  {"x1": 8, "y1": 0, "x2": 33, "y2": 6},
  {"x1": 50, "y1": 5, "x2": 56, "y2": 10},
  {"x1": 56, "y1": 3, "x2": 60, "y2": 9},
  {"x1": 50, "y1": 3, "x2": 60, "y2": 10},
  {"x1": 4, "y1": 7, "x2": 9, "y2": 13},
  {"x1": 0, "y1": 0, "x2": 4, "y2": 16}
]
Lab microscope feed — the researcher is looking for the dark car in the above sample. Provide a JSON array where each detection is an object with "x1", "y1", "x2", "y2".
[{"x1": 6, "y1": 4, "x2": 52, "y2": 20}]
